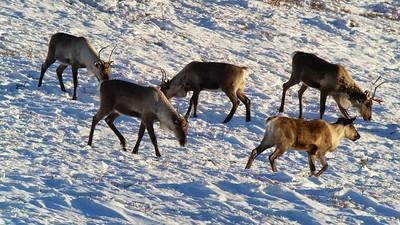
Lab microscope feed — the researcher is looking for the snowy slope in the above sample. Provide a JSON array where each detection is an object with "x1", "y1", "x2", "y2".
[{"x1": 0, "y1": 0, "x2": 399, "y2": 224}]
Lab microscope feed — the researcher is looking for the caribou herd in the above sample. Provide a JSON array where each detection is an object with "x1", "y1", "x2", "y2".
[{"x1": 38, "y1": 32, "x2": 385, "y2": 177}]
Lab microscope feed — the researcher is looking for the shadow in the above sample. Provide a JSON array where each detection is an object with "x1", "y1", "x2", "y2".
[
  {"x1": 301, "y1": 16, "x2": 352, "y2": 37},
  {"x1": 205, "y1": 0, "x2": 248, "y2": 8},
  {"x1": 358, "y1": 122, "x2": 400, "y2": 141},
  {"x1": 301, "y1": 16, "x2": 336, "y2": 34},
  {"x1": 158, "y1": 181, "x2": 216, "y2": 198}
]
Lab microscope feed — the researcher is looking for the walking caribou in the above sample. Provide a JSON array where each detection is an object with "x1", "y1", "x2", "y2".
[
  {"x1": 245, "y1": 116, "x2": 360, "y2": 176},
  {"x1": 39, "y1": 32, "x2": 114, "y2": 100},
  {"x1": 278, "y1": 51, "x2": 385, "y2": 120},
  {"x1": 87, "y1": 79, "x2": 189, "y2": 157},
  {"x1": 160, "y1": 61, "x2": 251, "y2": 123}
]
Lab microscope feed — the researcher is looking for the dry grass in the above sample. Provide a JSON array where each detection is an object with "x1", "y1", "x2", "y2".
[
  {"x1": 266, "y1": 0, "x2": 303, "y2": 7},
  {"x1": 264, "y1": 0, "x2": 400, "y2": 21},
  {"x1": 361, "y1": 10, "x2": 400, "y2": 21},
  {"x1": 310, "y1": 0, "x2": 325, "y2": 10},
  {"x1": 0, "y1": 49, "x2": 19, "y2": 57}
]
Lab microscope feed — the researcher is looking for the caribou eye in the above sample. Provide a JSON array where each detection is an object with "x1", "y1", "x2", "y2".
[{"x1": 173, "y1": 118, "x2": 179, "y2": 125}]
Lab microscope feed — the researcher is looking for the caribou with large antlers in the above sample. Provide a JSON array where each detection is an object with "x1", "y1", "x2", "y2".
[
  {"x1": 38, "y1": 32, "x2": 114, "y2": 100},
  {"x1": 278, "y1": 51, "x2": 385, "y2": 121}
]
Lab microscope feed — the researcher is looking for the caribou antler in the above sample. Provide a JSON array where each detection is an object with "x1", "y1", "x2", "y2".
[
  {"x1": 372, "y1": 76, "x2": 382, "y2": 86},
  {"x1": 369, "y1": 76, "x2": 387, "y2": 104},
  {"x1": 98, "y1": 45, "x2": 110, "y2": 60},
  {"x1": 371, "y1": 79, "x2": 386, "y2": 98},
  {"x1": 108, "y1": 46, "x2": 116, "y2": 62},
  {"x1": 160, "y1": 68, "x2": 169, "y2": 85}
]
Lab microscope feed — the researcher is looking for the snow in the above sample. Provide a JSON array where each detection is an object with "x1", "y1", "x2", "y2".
[{"x1": 0, "y1": 0, "x2": 399, "y2": 224}]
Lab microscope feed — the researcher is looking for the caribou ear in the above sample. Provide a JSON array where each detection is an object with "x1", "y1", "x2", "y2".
[
  {"x1": 335, "y1": 117, "x2": 345, "y2": 124},
  {"x1": 109, "y1": 61, "x2": 114, "y2": 65},
  {"x1": 365, "y1": 90, "x2": 372, "y2": 99},
  {"x1": 161, "y1": 80, "x2": 171, "y2": 90},
  {"x1": 160, "y1": 68, "x2": 170, "y2": 87},
  {"x1": 335, "y1": 117, "x2": 356, "y2": 125},
  {"x1": 347, "y1": 117, "x2": 357, "y2": 124},
  {"x1": 338, "y1": 117, "x2": 356, "y2": 125}
]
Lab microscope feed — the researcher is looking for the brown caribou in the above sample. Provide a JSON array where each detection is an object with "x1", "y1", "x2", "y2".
[{"x1": 245, "y1": 116, "x2": 360, "y2": 176}]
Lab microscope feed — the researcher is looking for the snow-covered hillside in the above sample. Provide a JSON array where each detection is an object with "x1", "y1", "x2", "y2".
[{"x1": 0, "y1": 0, "x2": 399, "y2": 224}]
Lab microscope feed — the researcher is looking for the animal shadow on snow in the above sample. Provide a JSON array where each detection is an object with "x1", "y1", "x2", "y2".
[{"x1": 358, "y1": 121, "x2": 400, "y2": 141}]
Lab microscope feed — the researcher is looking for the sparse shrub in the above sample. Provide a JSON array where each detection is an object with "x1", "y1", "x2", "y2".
[
  {"x1": 358, "y1": 158, "x2": 369, "y2": 168},
  {"x1": 346, "y1": 19, "x2": 358, "y2": 28},
  {"x1": 266, "y1": 0, "x2": 303, "y2": 7},
  {"x1": 310, "y1": 0, "x2": 325, "y2": 10},
  {"x1": 266, "y1": 0, "x2": 398, "y2": 23},
  {"x1": 27, "y1": 49, "x2": 34, "y2": 58},
  {"x1": 129, "y1": 12, "x2": 152, "y2": 23},
  {"x1": 0, "y1": 49, "x2": 18, "y2": 57},
  {"x1": 361, "y1": 11, "x2": 380, "y2": 19},
  {"x1": 331, "y1": 194, "x2": 349, "y2": 208},
  {"x1": 389, "y1": 8, "x2": 400, "y2": 21},
  {"x1": 340, "y1": 7, "x2": 351, "y2": 14}
]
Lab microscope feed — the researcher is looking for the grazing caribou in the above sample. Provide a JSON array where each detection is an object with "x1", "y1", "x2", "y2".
[
  {"x1": 278, "y1": 51, "x2": 385, "y2": 120},
  {"x1": 39, "y1": 32, "x2": 114, "y2": 100},
  {"x1": 160, "y1": 61, "x2": 251, "y2": 123},
  {"x1": 87, "y1": 79, "x2": 189, "y2": 157},
  {"x1": 245, "y1": 116, "x2": 360, "y2": 176}
]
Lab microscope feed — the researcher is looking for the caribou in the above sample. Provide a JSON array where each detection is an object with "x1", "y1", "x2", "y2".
[
  {"x1": 160, "y1": 61, "x2": 251, "y2": 123},
  {"x1": 87, "y1": 79, "x2": 189, "y2": 157},
  {"x1": 245, "y1": 116, "x2": 360, "y2": 176},
  {"x1": 38, "y1": 32, "x2": 114, "y2": 100},
  {"x1": 278, "y1": 51, "x2": 385, "y2": 121}
]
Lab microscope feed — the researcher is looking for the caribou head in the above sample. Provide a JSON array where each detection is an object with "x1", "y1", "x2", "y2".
[
  {"x1": 353, "y1": 76, "x2": 386, "y2": 121},
  {"x1": 94, "y1": 46, "x2": 116, "y2": 81}
]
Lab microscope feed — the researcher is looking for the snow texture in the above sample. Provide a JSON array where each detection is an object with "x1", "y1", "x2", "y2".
[{"x1": 0, "y1": 0, "x2": 399, "y2": 224}]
